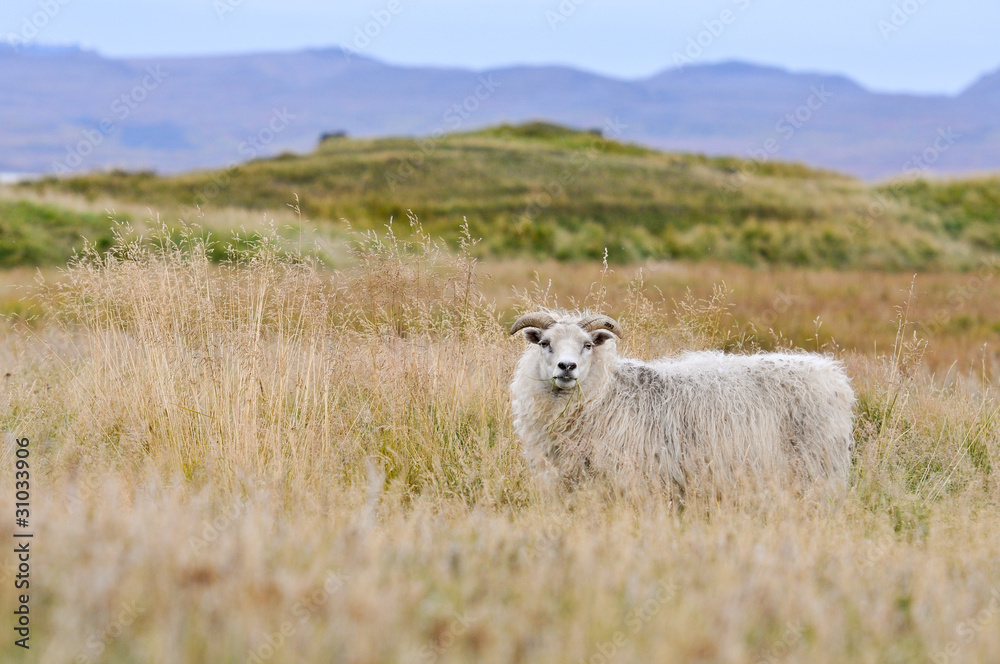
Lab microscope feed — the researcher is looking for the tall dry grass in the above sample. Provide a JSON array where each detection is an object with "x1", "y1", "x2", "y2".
[{"x1": 1, "y1": 219, "x2": 999, "y2": 663}]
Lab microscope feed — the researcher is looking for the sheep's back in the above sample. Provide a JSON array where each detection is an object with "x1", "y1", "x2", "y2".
[{"x1": 597, "y1": 351, "x2": 853, "y2": 487}]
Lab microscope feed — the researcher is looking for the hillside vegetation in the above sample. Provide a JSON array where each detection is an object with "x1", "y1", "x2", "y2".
[
  {"x1": 0, "y1": 199, "x2": 115, "y2": 267},
  {"x1": 17, "y1": 122, "x2": 1000, "y2": 269}
]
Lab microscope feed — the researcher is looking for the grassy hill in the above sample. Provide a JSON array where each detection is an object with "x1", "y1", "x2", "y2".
[
  {"x1": 14, "y1": 122, "x2": 1000, "y2": 269},
  {"x1": 0, "y1": 199, "x2": 116, "y2": 267}
]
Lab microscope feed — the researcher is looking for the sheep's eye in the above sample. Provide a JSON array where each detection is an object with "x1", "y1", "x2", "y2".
[
  {"x1": 584, "y1": 342, "x2": 594, "y2": 350},
  {"x1": 539, "y1": 340, "x2": 550, "y2": 349}
]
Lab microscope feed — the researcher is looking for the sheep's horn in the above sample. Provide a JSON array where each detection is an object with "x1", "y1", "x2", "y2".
[
  {"x1": 510, "y1": 312, "x2": 557, "y2": 336},
  {"x1": 578, "y1": 315, "x2": 624, "y2": 338}
]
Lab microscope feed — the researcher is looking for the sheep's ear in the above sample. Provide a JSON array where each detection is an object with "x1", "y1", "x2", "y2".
[
  {"x1": 590, "y1": 330, "x2": 615, "y2": 346},
  {"x1": 522, "y1": 328, "x2": 544, "y2": 344}
]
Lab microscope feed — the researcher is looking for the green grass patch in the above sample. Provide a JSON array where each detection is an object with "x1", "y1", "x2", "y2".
[{"x1": 0, "y1": 200, "x2": 118, "y2": 267}]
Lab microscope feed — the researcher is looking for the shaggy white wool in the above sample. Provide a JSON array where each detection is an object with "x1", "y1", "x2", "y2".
[{"x1": 510, "y1": 311, "x2": 855, "y2": 494}]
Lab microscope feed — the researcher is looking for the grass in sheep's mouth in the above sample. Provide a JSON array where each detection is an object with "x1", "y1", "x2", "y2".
[
  {"x1": 530, "y1": 376, "x2": 576, "y2": 389},
  {"x1": 547, "y1": 379, "x2": 585, "y2": 428}
]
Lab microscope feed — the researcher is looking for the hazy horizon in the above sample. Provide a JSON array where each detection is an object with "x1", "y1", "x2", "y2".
[
  {"x1": 8, "y1": 39, "x2": 997, "y2": 101},
  {"x1": 3, "y1": 0, "x2": 998, "y2": 96}
]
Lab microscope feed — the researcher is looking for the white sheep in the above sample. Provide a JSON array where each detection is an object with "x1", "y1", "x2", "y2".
[{"x1": 509, "y1": 310, "x2": 855, "y2": 495}]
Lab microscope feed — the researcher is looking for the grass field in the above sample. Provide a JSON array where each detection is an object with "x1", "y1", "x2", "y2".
[
  {"x1": 2, "y1": 122, "x2": 1000, "y2": 662},
  {"x1": 2, "y1": 216, "x2": 1000, "y2": 663}
]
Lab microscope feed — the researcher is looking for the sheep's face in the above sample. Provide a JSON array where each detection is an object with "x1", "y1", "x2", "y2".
[{"x1": 521, "y1": 323, "x2": 615, "y2": 391}]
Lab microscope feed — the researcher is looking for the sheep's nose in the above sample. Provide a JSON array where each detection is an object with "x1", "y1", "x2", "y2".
[{"x1": 558, "y1": 361, "x2": 577, "y2": 372}]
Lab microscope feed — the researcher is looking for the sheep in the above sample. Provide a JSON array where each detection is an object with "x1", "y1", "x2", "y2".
[{"x1": 509, "y1": 310, "x2": 855, "y2": 495}]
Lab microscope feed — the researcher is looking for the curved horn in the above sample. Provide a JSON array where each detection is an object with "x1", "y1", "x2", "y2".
[
  {"x1": 509, "y1": 312, "x2": 557, "y2": 336},
  {"x1": 578, "y1": 314, "x2": 624, "y2": 338}
]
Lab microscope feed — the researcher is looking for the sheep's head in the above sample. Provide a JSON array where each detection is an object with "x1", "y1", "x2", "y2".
[{"x1": 510, "y1": 312, "x2": 623, "y2": 391}]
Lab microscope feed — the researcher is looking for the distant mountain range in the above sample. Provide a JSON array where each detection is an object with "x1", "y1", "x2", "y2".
[{"x1": 2, "y1": 44, "x2": 999, "y2": 179}]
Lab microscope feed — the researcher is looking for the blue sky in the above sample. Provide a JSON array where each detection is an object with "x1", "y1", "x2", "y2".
[{"x1": 4, "y1": 0, "x2": 998, "y2": 95}]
